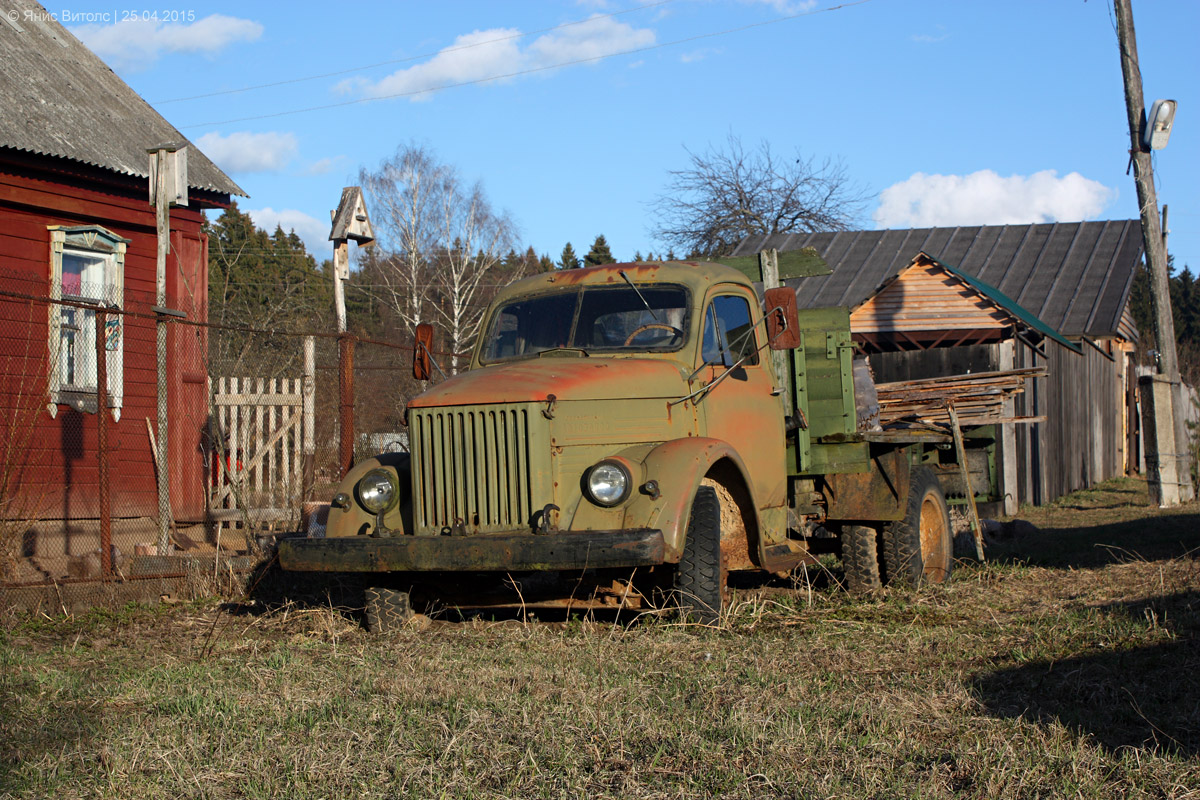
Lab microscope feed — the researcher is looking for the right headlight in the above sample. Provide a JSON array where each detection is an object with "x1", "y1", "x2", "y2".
[
  {"x1": 584, "y1": 460, "x2": 632, "y2": 508},
  {"x1": 356, "y1": 468, "x2": 398, "y2": 514}
]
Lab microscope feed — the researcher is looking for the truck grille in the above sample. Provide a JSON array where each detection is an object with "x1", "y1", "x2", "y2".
[{"x1": 409, "y1": 404, "x2": 549, "y2": 535}]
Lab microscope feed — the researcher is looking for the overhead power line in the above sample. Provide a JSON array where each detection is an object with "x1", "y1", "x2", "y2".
[
  {"x1": 154, "y1": 0, "x2": 678, "y2": 105},
  {"x1": 181, "y1": 0, "x2": 874, "y2": 129}
]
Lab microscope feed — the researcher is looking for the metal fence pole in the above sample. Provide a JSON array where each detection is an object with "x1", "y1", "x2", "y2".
[
  {"x1": 303, "y1": 336, "x2": 316, "y2": 498},
  {"x1": 96, "y1": 307, "x2": 112, "y2": 578},
  {"x1": 339, "y1": 332, "x2": 355, "y2": 478}
]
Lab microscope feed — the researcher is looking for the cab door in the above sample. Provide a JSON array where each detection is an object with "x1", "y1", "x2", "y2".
[{"x1": 693, "y1": 288, "x2": 787, "y2": 511}]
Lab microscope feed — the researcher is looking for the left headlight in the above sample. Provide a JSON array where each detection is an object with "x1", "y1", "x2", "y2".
[
  {"x1": 356, "y1": 468, "x2": 398, "y2": 514},
  {"x1": 584, "y1": 460, "x2": 632, "y2": 508}
]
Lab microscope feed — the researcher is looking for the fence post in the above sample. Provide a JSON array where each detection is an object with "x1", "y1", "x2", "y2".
[
  {"x1": 303, "y1": 336, "x2": 315, "y2": 498},
  {"x1": 96, "y1": 308, "x2": 112, "y2": 578},
  {"x1": 339, "y1": 333, "x2": 355, "y2": 479}
]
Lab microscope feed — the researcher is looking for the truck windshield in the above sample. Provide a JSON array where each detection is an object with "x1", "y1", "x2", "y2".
[{"x1": 481, "y1": 284, "x2": 690, "y2": 362}]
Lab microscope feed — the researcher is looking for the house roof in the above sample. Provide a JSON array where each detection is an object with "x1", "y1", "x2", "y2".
[
  {"x1": 0, "y1": 0, "x2": 244, "y2": 198},
  {"x1": 730, "y1": 221, "x2": 1144, "y2": 339}
]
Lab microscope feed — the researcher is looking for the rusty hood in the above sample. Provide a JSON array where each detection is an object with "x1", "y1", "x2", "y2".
[{"x1": 409, "y1": 358, "x2": 690, "y2": 407}]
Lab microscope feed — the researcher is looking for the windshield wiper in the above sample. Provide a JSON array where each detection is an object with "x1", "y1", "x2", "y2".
[{"x1": 619, "y1": 270, "x2": 661, "y2": 322}]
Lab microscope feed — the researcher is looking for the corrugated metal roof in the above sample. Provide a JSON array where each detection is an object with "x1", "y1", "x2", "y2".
[
  {"x1": 0, "y1": 0, "x2": 244, "y2": 197},
  {"x1": 730, "y1": 221, "x2": 1143, "y2": 339}
]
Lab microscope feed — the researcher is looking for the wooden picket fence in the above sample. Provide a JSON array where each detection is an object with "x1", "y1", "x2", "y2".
[{"x1": 208, "y1": 358, "x2": 314, "y2": 534}]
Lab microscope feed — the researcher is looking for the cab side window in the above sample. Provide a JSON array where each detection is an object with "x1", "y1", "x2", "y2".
[{"x1": 701, "y1": 294, "x2": 759, "y2": 367}]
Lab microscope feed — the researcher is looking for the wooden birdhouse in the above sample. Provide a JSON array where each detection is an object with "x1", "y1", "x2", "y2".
[{"x1": 328, "y1": 186, "x2": 374, "y2": 246}]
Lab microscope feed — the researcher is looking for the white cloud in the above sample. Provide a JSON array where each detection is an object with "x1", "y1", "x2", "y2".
[
  {"x1": 738, "y1": 0, "x2": 818, "y2": 13},
  {"x1": 680, "y1": 48, "x2": 722, "y2": 64},
  {"x1": 873, "y1": 170, "x2": 1117, "y2": 229},
  {"x1": 70, "y1": 14, "x2": 262, "y2": 71},
  {"x1": 305, "y1": 156, "x2": 345, "y2": 176},
  {"x1": 912, "y1": 25, "x2": 949, "y2": 44},
  {"x1": 344, "y1": 28, "x2": 525, "y2": 101},
  {"x1": 344, "y1": 16, "x2": 655, "y2": 101},
  {"x1": 527, "y1": 15, "x2": 654, "y2": 64},
  {"x1": 195, "y1": 131, "x2": 298, "y2": 174},
  {"x1": 247, "y1": 208, "x2": 330, "y2": 258}
]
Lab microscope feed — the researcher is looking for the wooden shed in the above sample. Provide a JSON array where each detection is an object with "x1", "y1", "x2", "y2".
[
  {"x1": 732, "y1": 222, "x2": 1145, "y2": 509},
  {"x1": 0, "y1": 2, "x2": 244, "y2": 548}
]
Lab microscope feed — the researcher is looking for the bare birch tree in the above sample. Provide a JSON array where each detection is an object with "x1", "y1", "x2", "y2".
[
  {"x1": 359, "y1": 145, "x2": 448, "y2": 335},
  {"x1": 651, "y1": 135, "x2": 868, "y2": 257},
  {"x1": 360, "y1": 143, "x2": 516, "y2": 371},
  {"x1": 430, "y1": 182, "x2": 515, "y2": 371}
]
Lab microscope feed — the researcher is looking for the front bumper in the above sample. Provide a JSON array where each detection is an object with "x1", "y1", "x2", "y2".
[{"x1": 278, "y1": 528, "x2": 666, "y2": 573}]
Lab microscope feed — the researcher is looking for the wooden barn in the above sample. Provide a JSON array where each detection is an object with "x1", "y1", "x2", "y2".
[
  {"x1": 0, "y1": 2, "x2": 244, "y2": 559},
  {"x1": 732, "y1": 221, "x2": 1145, "y2": 509}
]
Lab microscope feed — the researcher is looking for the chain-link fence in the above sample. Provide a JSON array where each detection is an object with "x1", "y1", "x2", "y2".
[{"x1": 0, "y1": 267, "x2": 440, "y2": 612}]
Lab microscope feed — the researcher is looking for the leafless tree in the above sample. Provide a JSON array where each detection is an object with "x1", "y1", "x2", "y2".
[
  {"x1": 651, "y1": 135, "x2": 868, "y2": 257},
  {"x1": 429, "y1": 189, "x2": 516, "y2": 372},
  {"x1": 359, "y1": 145, "x2": 448, "y2": 336},
  {"x1": 360, "y1": 143, "x2": 517, "y2": 372}
]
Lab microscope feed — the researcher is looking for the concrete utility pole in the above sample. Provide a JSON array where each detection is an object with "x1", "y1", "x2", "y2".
[{"x1": 1113, "y1": 0, "x2": 1193, "y2": 503}]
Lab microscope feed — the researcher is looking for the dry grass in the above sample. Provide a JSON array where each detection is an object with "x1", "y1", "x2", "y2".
[{"x1": 2, "y1": 476, "x2": 1199, "y2": 799}]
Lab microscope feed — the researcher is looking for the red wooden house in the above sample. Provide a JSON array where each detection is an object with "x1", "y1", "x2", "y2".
[{"x1": 0, "y1": 1, "x2": 244, "y2": 565}]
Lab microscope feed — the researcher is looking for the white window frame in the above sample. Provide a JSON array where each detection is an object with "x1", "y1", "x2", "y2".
[{"x1": 47, "y1": 225, "x2": 127, "y2": 420}]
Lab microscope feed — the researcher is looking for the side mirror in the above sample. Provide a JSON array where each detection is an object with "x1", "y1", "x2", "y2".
[
  {"x1": 763, "y1": 287, "x2": 801, "y2": 350},
  {"x1": 413, "y1": 323, "x2": 434, "y2": 380}
]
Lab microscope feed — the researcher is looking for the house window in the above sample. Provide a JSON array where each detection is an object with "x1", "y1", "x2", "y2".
[{"x1": 48, "y1": 226, "x2": 128, "y2": 419}]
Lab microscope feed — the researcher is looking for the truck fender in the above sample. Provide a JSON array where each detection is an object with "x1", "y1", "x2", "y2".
[
  {"x1": 632, "y1": 437, "x2": 762, "y2": 563},
  {"x1": 325, "y1": 452, "x2": 412, "y2": 538}
]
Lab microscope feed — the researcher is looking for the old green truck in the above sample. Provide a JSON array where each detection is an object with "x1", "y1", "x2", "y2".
[{"x1": 279, "y1": 259, "x2": 959, "y2": 627}]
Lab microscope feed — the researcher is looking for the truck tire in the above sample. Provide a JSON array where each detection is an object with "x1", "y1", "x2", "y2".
[
  {"x1": 881, "y1": 467, "x2": 953, "y2": 586},
  {"x1": 840, "y1": 524, "x2": 882, "y2": 594},
  {"x1": 674, "y1": 486, "x2": 723, "y2": 625},
  {"x1": 364, "y1": 586, "x2": 413, "y2": 633}
]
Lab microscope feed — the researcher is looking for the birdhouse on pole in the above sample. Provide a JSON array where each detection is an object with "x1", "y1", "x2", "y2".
[
  {"x1": 329, "y1": 186, "x2": 374, "y2": 334},
  {"x1": 329, "y1": 186, "x2": 375, "y2": 246}
]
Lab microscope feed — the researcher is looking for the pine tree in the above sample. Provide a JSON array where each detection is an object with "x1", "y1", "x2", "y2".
[
  {"x1": 206, "y1": 202, "x2": 329, "y2": 329},
  {"x1": 584, "y1": 234, "x2": 614, "y2": 267},
  {"x1": 205, "y1": 202, "x2": 331, "y2": 374},
  {"x1": 632, "y1": 250, "x2": 644, "y2": 262},
  {"x1": 1173, "y1": 266, "x2": 1199, "y2": 345},
  {"x1": 558, "y1": 242, "x2": 580, "y2": 270}
]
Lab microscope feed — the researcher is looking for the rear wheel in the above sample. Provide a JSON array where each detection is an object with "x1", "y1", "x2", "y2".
[
  {"x1": 881, "y1": 467, "x2": 953, "y2": 586},
  {"x1": 674, "y1": 486, "x2": 724, "y2": 624},
  {"x1": 840, "y1": 524, "x2": 882, "y2": 594},
  {"x1": 364, "y1": 586, "x2": 413, "y2": 633}
]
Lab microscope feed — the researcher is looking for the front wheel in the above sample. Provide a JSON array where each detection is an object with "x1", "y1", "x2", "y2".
[
  {"x1": 673, "y1": 486, "x2": 724, "y2": 624},
  {"x1": 881, "y1": 467, "x2": 953, "y2": 586},
  {"x1": 364, "y1": 586, "x2": 414, "y2": 633}
]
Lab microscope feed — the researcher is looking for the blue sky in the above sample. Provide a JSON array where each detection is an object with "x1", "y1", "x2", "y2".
[{"x1": 59, "y1": 0, "x2": 1199, "y2": 273}]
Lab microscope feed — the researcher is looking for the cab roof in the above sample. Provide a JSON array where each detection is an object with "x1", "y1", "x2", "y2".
[{"x1": 493, "y1": 261, "x2": 753, "y2": 306}]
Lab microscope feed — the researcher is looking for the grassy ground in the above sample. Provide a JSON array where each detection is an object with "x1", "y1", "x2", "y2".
[{"x1": 1, "y1": 476, "x2": 1198, "y2": 799}]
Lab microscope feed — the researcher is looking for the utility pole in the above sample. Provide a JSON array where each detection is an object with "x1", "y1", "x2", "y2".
[{"x1": 1113, "y1": 0, "x2": 1193, "y2": 503}]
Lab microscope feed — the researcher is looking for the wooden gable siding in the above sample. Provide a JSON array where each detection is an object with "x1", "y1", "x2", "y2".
[
  {"x1": 0, "y1": 165, "x2": 210, "y2": 524},
  {"x1": 850, "y1": 263, "x2": 1009, "y2": 334},
  {"x1": 1116, "y1": 304, "x2": 1139, "y2": 343}
]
